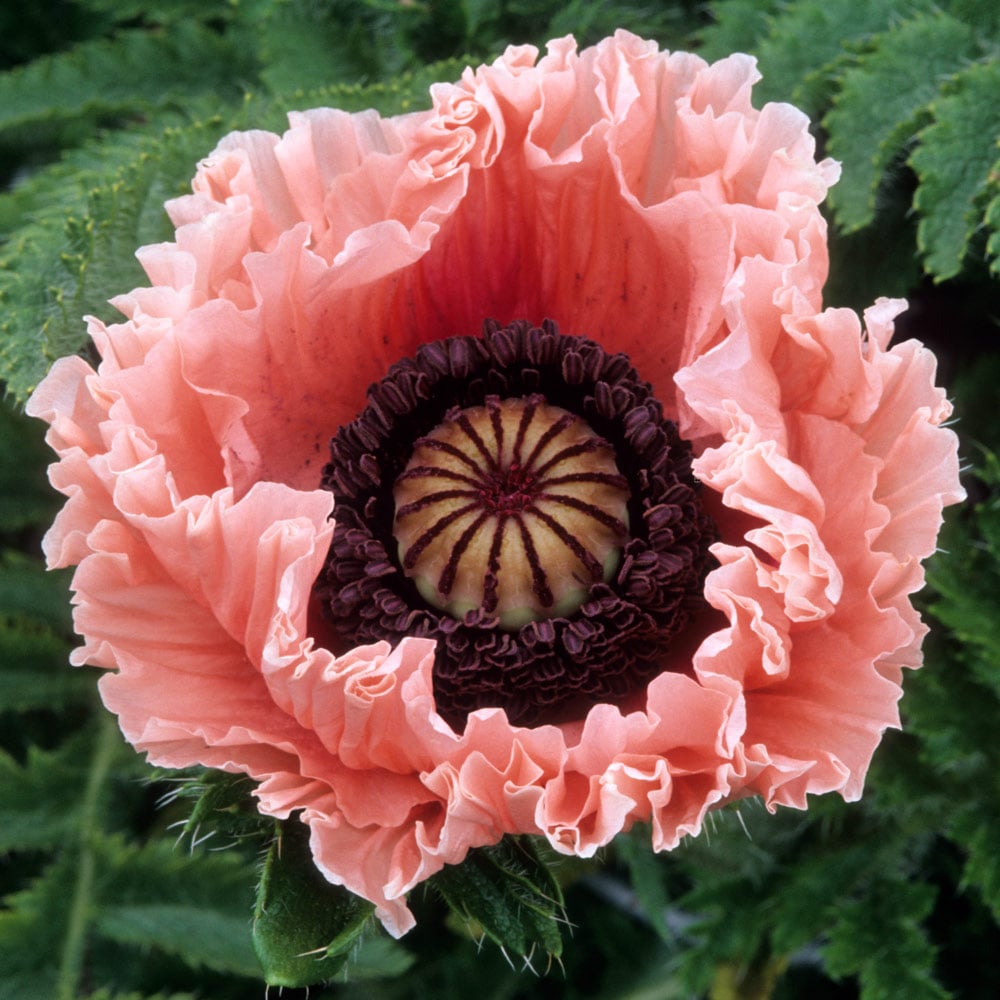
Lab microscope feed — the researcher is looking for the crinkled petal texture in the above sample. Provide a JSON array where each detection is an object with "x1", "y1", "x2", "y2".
[{"x1": 28, "y1": 32, "x2": 962, "y2": 935}]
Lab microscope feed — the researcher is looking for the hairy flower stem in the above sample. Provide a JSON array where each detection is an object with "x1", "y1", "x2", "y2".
[{"x1": 55, "y1": 713, "x2": 121, "y2": 1000}]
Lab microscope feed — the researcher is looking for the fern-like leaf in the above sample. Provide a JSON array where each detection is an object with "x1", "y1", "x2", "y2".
[
  {"x1": 697, "y1": 0, "x2": 783, "y2": 64},
  {"x1": 910, "y1": 59, "x2": 1000, "y2": 280},
  {"x1": 822, "y1": 874, "x2": 951, "y2": 1000},
  {"x1": 988, "y1": 192, "x2": 1000, "y2": 277},
  {"x1": 824, "y1": 13, "x2": 980, "y2": 233},
  {"x1": 748, "y1": 0, "x2": 936, "y2": 115},
  {"x1": 922, "y1": 438, "x2": 1000, "y2": 919},
  {"x1": 77, "y1": 0, "x2": 235, "y2": 25},
  {"x1": 0, "y1": 731, "x2": 97, "y2": 852},
  {"x1": 81, "y1": 993, "x2": 199, "y2": 1000},
  {"x1": 92, "y1": 837, "x2": 261, "y2": 978},
  {"x1": 951, "y1": 805, "x2": 1000, "y2": 923},
  {"x1": 0, "y1": 22, "x2": 256, "y2": 137},
  {"x1": 0, "y1": 617, "x2": 90, "y2": 714},
  {"x1": 0, "y1": 850, "x2": 81, "y2": 1000},
  {"x1": 0, "y1": 398, "x2": 59, "y2": 530},
  {"x1": 256, "y1": 0, "x2": 416, "y2": 95}
]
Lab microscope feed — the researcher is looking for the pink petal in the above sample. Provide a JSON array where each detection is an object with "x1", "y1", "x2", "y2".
[{"x1": 27, "y1": 30, "x2": 965, "y2": 935}]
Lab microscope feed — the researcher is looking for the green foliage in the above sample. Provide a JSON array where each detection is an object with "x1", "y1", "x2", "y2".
[
  {"x1": 825, "y1": 14, "x2": 980, "y2": 233},
  {"x1": 605, "y1": 358, "x2": 1000, "y2": 999},
  {"x1": 823, "y1": 877, "x2": 950, "y2": 1000},
  {"x1": 92, "y1": 837, "x2": 262, "y2": 978},
  {"x1": 615, "y1": 823, "x2": 675, "y2": 942},
  {"x1": 695, "y1": 0, "x2": 784, "y2": 63},
  {"x1": 0, "y1": 716, "x2": 266, "y2": 999},
  {"x1": 0, "y1": 0, "x2": 105, "y2": 72},
  {"x1": 255, "y1": 0, "x2": 421, "y2": 93},
  {"x1": 0, "y1": 117, "x2": 213, "y2": 398},
  {"x1": 0, "y1": 729, "x2": 98, "y2": 851},
  {"x1": 0, "y1": 23, "x2": 255, "y2": 136},
  {"x1": 0, "y1": 0, "x2": 671, "y2": 406},
  {"x1": 921, "y1": 426, "x2": 1000, "y2": 925},
  {"x1": 0, "y1": 375, "x2": 268, "y2": 998},
  {"x1": 702, "y1": 0, "x2": 1000, "y2": 290},
  {"x1": 610, "y1": 800, "x2": 968, "y2": 999},
  {"x1": 911, "y1": 58, "x2": 1000, "y2": 282},
  {"x1": 0, "y1": 400, "x2": 58, "y2": 529}
]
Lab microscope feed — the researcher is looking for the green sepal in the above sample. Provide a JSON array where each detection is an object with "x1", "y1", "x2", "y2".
[
  {"x1": 160, "y1": 769, "x2": 270, "y2": 845},
  {"x1": 252, "y1": 819, "x2": 375, "y2": 987},
  {"x1": 432, "y1": 837, "x2": 565, "y2": 963}
]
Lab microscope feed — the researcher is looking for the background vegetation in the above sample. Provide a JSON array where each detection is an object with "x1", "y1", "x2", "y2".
[{"x1": 1, "y1": 2, "x2": 998, "y2": 997}]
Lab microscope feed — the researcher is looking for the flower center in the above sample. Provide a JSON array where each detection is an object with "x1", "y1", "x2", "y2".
[
  {"x1": 314, "y1": 319, "x2": 716, "y2": 729},
  {"x1": 393, "y1": 395, "x2": 630, "y2": 630}
]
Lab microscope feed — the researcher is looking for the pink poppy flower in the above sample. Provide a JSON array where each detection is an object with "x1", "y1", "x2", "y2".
[{"x1": 28, "y1": 31, "x2": 963, "y2": 936}]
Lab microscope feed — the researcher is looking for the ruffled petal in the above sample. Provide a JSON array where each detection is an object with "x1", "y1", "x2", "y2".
[{"x1": 27, "y1": 30, "x2": 963, "y2": 937}]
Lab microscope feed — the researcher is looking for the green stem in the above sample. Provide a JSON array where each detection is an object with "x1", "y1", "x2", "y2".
[
  {"x1": 55, "y1": 712, "x2": 120, "y2": 1000},
  {"x1": 709, "y1": 957, "x2": 789, "y2": 1000}
]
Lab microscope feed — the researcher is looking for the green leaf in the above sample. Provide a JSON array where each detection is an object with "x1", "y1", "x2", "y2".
[
  {"x1": 0, "y1": 826, "x2": 262, "y2": 995},
  {"x1": 94, "y1": 838, "x2": 261, "y2": 978},
  {"x1": 951, "y1": 804, "x2": 1000, "y2": 923},
  {"x1": 0, "y1": 553, "x2": 86, "y2": 716},
  {"x1": 922, "y1": 445, "x2": 1000, "y2": 923},
  {"x1": 823, "y1": 874, "x2": 950, "y2": 1000},
  {"x1": 823, "y1": 182, "x2": 921, "y2": 311},
  {"x1": 0, "y1": 648, "x2": 93, "y2": 715},
  {"x1": 0, "y1": 399, "x2": 59, "y2": 532},
  {"x1": 252, "y1": 819, "x2": 375, "y2": 987},
  {"x1": 0, "y1": 128, "x2": 140, "y2": 240},
  {"x1": 751, "y1": 0, "x2": 937, "y2": 115},
  {"x1": 767, "y1": 840, "x2": 877, "y2": 956},
  {"x1": 0, "y1": 22, "x2": 255, "y2": 137},
  {"x1": 256, "y1": 0, "x2": 417, "y2": 94},
  {"x1": 910, "y1": 59, "x2": 1000, "y2": 280},
  {"x1": 0, "y1": 850, "x2": 79, "y2": 1000},
  {"x1": 616, "y1": 825, "x2": 673, "y2": 942},
  {"x1": 0, "y1": 717, "x2": 124, "y2": 1000},
  {"x1": 0, "y1": 731, "x2": 93, "y2": 852},
  {"x1": 825, "y1": 13, "x2": 980, "y2": 233},
  {"x1": 0, "y1": 552, "x2": 72, "y2": 630},
  {"x1": 462, "y1": 0, "x2": 499, "y2": 38},
  {"x1": 265, "y1": 56, "x2": 472, "y2": 119},
  {"x1": 950, "y1": 0, "x2": 1000, "y2": 36},
  {"x1": 988, "y1": 190, "x2": 1000, "y2": 276},
  {"x1": 432, "y1": 837, "x2": 565, "y2": 962},
  {"x1": 77, "y1": 0, "x2": 235, "y2": 25},
  {"x1": 0, "y1": 0, "x2": 110, "y2": 71},
  {"x1": 543, "y1": 0, "x2": 699, "y2": 49},
  {"x1": 927, "y1": 455, "x2": 1000, "y2": 684},
  {"x1": 342, "y1": 933, "x2": 415, "y2": 980},
  {"x1": 82, "y1": 992, "x2": 199, "y2": 1000},
  {"x1": 697, "y1": 0, "x2": 783, "y2": 64}
]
